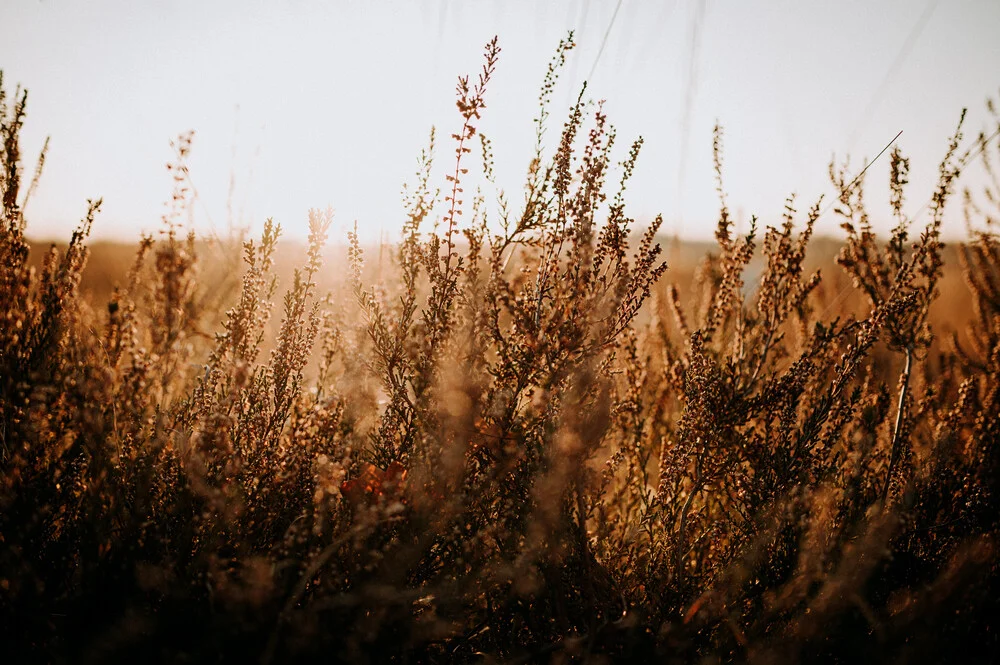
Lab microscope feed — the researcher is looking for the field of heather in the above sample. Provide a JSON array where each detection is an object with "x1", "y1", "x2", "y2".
[{"x1": 2, "y1": 31, "x2": 1000, "y2": 664}]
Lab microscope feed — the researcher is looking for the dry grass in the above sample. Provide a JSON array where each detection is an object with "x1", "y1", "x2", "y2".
[{"x1": 1, "y1": 40, "x2": 999, "y2": 664}]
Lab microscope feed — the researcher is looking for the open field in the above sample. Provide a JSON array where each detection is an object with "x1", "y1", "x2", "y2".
[{"x1": 3, "y1": 36, "x2": 1000, "y2": 664}]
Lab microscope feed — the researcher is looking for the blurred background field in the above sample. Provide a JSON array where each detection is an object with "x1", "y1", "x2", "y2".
[{"x1": 27, "y1": 233, "x2": 975, "y2": 352}]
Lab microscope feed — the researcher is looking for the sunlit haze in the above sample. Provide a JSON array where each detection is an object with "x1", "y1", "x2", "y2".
[{"x1": 3, "y1": 0, "x2": 998, "y2": 244}]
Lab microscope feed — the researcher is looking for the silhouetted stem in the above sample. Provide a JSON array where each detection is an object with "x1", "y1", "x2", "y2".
[
  {"x1": 676, "y1": 453, "x2": 703, "y2": 575},
  {"x1": 882, "y1": 346, "x2": 913, "y2": 507}
]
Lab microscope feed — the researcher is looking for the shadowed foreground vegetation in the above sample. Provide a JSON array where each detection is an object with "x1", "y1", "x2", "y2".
[{"x1": 2, "y1": 38, "x2": 1000, "y2": 663}]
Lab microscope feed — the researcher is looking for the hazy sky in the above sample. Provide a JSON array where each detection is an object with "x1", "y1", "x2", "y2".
[{"x1": 3, "y1": 0, "x2": 999, "y2": 244}]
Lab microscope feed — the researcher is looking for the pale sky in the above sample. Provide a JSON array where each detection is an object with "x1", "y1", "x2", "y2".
[{"x1": 3, "y1": 0, "x2": 999, "y2": 244}]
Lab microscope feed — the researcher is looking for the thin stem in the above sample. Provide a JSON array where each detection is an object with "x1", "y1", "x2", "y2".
[
  {"x1": 676, "y1": 452, "x2": 703, "y2": 576},
  {"x1": 881, "y1": 346, "x2": 913, "y2": 506}
]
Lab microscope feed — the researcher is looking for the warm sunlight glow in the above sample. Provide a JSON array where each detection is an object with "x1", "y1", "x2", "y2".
[
  {"x1": 3, "y1": 0, "x2": 998, "y2": 243},
  {"x1": 4, "y1": 4, "x2": 1000, "y2": 662}
]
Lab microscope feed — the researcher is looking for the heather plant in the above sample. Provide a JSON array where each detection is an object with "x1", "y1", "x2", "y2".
[{"x1": 1, "y1": 41, "x2": 999, "y2": 665}]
